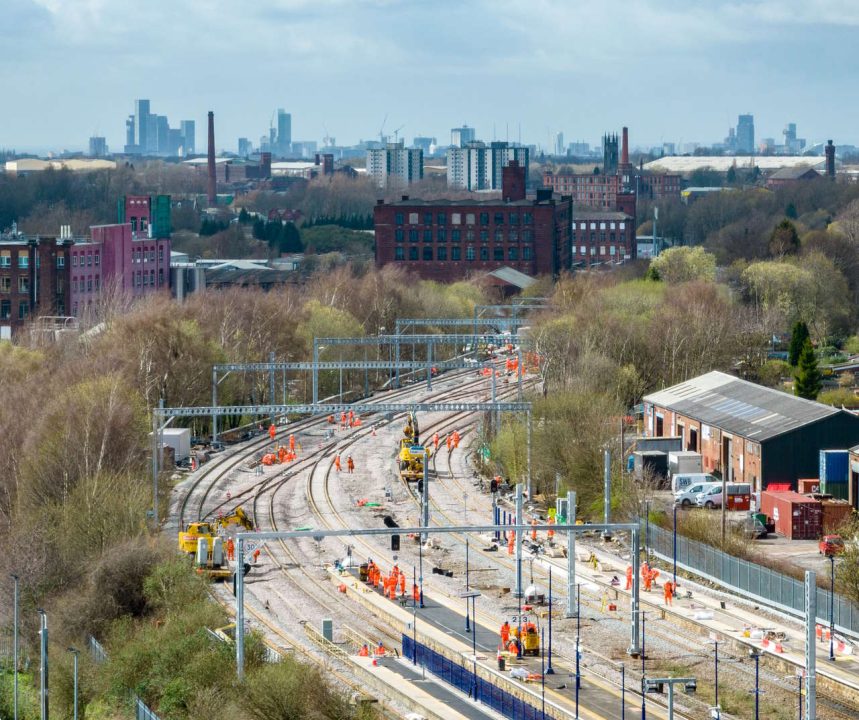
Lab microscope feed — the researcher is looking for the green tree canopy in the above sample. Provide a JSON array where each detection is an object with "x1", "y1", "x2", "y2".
[
  {"x1": 768, "y1": 218, "x2": 800, "y2": 257},
  {"x1": 648, "y1": 246, "x2": 717, "y2": 284}
]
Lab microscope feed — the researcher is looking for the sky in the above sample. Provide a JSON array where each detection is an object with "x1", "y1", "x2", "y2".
[{"x1": 3, "y1": 0, "x2": 858, "y2": 154}]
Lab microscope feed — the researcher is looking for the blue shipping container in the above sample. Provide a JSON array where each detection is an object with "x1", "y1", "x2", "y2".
[{"x1": 820, "y1": 450, "x2": 849, "y2": 500}]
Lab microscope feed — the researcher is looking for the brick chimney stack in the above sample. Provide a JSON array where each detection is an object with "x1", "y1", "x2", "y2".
[
  {"x1": 502, "y1": 160, "x2": 526, "y2": 202},
  {"x1": 825, "y1": 140, "x2": 836, "y2": 179},
  {"x1": 621, "y1": 126, "x2": 630, "y2": 167}
]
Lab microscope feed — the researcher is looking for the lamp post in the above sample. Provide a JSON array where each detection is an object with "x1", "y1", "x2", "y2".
[
  {"x1": 465, "y1": 538, "x2": 471, "y2": 632},
  {"x1": 620, "y1": 663, "x2": 625, "y2": 719},
  {"x1": 829, "y1": 553, "x2": 836, "y2": 662},
  {"x1": 546, "y1": 568, "x2": 554, "y2": 675},
  {"x1": 749, "y1": 648, "x2": 761, "y2": 720},
  {"x1": 640, "y1": 610, "x2": 647, "y2": 720},
  {"x1": 412, "y1": 566, "x2": 417, "y2": 666},
  {"x1": 37, "y1": 608, "x2": 48, "y2": 720},
  {"x1": 575, "y1": 583, "x2": 581, "y2": 720},
  {"x1": 11, "y1": 574, "x2": 18, "y2": 720},
  {"x1": 705, "y1": 637, "x2": 719, "y2": 714},
  {"x1": 67, "y1": 648, "x2": 79, "y2": 720},
  {"x1": 672, "y1": 503, "x2": 678, "y2": 588},
  {"x1": 541, "y1": 627, "x2": 546, "y2": 720}
]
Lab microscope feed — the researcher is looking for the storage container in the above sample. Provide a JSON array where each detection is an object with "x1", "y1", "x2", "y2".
[
  {"x1": 759, "y1": 491, "x2": 822, "y2": 539},
  {"x1": 820, "y1": 450, "x2": 849, "y2": 500},
  {"x1": 668, "y1": 451, "x2": 703, "y2": 477}
]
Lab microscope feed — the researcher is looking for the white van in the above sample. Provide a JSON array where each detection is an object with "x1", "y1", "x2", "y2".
[
  {"x1": 674, "y1": 481, "x2": 721, "y2": 508},
  {"x1": 671, "y1": 473, "x2": 719, "y2": 494},
  {"x1": 695, "y1": 483, "x2": 752, "y2": 509}
]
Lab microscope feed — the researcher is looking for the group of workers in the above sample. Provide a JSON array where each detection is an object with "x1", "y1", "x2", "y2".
[
  {"x1": 358, "y1": 641, "x2": 387, "y2": 657},
  {"x1": 328, "y1": 411, "x2": 362, "y2": 429},
  {"x1": 364, "y1": 559, "x2": 417, "y2": 603},
  {"x1": 333, "y1": 454, "x2": 355, "y2": 473},
  {"x1": 224, "y1": 538, "x2": 261, "y2": 564},
  {"x1": 260, "y1": 434, "x2": 300, "y2": 466},
  {"x1": 624, "y1": 562, "x2": 674, "y2": 604},
  {"x1": 499, "y1": 619, "x2": 537, "y2": 656}
]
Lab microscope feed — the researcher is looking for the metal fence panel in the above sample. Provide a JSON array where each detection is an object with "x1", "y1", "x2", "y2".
[
  {"x1": 647, "y1": 523, "x2": 859, "y2": 638},
  {"x1": 135, "y1": 696, "x2": 162, "y2": 720}
]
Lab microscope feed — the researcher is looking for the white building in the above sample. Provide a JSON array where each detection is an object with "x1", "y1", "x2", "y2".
[
  {"x1": 451, "y1": 125, "x2": 476, "y2": 148},
  {"x1": 367, "y1": 142, "x2": 424, "y2": 188},
  {"x1": 446, "y1": 141, "x2": 530, "y2": 191}
]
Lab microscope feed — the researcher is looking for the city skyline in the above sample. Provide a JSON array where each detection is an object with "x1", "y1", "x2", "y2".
[{"x1": 3, "y1": 0, "x2": 859, "y2": 153}]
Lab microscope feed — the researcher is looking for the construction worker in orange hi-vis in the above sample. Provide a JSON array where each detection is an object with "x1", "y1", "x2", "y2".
[
  {"x1": 334, "y1": 455, "x2": 342, "y2": 472},
  {"x1": 252, "y1": 548, "x2": 261, "y2": 564},
  {"x1": 507, "y1": 638, "x2": 519, "y2": 655},
  {"x1": 453, "y1": 431, "x2": 460, "y2": 448},
  {"x1": 277, "y1": 446, "x2": 286, "y2": 463},
  {"x1": 226, "y1": 537, "x2": 235, "y2": 561},
  {"x1": 446, "y1": 434, "x2": 453, "y2": 452},
  {"x1": 433, "y1": 432, "x2": 439, "y2": 450},
  {"x1": 348, "y1": 409, "x2": 354, "y2": 424},
  {"x1": 347, "y1": 456, "x2": 355, "y2": 473},
  {"x1": 289, "y1": 434, "x2": 295, "y2": 452},
  {"x1": 358, "y1": 644, "x2": 369, "y2": 657},
  {"x1": 547, "y1": 516, "x2": 555, "y2": 541},
  {"x1": 663, "y1": 580, "x2": 674, "y2": 606},
  {"x1": 625, "y1": 565, "x2": 633, "y2": 591},
  {"x1": 531, "y1": 519, "x2": 537, "y2": 541},
  {"x1": 507, "y1": 529, "x2": 515, "y2": 555},
  {"x1": 399, "y1": 572, "x2": 406, "y2": 596},
  {"x1": 327, "y1": 414, "x2": 335, "y2": 424},
  {"x1": 375, "y1": 641, "x2": 386, "y2": 657},
  {"x1": 500, "y1": 621, "x2": 511, "y2": 645},
  {"x1": 643, "y1": 566, "x2": 654, "y2": 593},
  {"x1": 340, "y1": 412, "x2": 347, "y2": 428},
  {"x1": 413, "y1": 583, "x2": 420, "y2": 602}
]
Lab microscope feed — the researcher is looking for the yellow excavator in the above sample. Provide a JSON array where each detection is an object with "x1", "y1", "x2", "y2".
[
  {"x1": 178, "y1": 507, "x2": 254, "y2": 554},
  {"x1": 399, "y1": 411, "x2": 429, "y2": 481}
]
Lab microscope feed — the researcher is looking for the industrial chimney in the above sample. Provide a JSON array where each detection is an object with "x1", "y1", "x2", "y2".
[
  {"x1": 207, "y1": 111, "x2": 216, "y2": 205},
  {"x1": 825, "y1": 140, "x2": 836, "y2": 179},
  {"x1": 621, "y1": 126, "x2": 630, "y2": 167}
]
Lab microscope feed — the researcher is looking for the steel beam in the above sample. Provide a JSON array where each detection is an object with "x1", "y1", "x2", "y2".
[
  {"x1": 395, "y1": 317, "x2": 528, "y2": 334},
  {"x1": 566, "y1": 490, "x2": 577, "y2": 618},
  {"x1": 215, "y1": 359, "x2": 501, "y2": 372},
  {"x1": 316, "y1": 333, "x2": 522, "y2": 346},
  {"x1": 515, "y1": 484, "x2": 523, "y2": 598},
  {"x1": 157, "y1": 401, "x2": 531, "y2": 419}
]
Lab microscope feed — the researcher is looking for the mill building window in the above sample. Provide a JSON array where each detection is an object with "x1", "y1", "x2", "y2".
[
  {"x1": 409, "y1": 247, "x2": 418, "y2": 261},
  {"x1": 437, "y1": 247, "x2": 447, "y2": 261},
  {"x1": 451, "y1": 247, "x2": 461, "y2": 261}
]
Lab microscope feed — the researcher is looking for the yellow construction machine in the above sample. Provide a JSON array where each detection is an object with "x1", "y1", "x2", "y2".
[
  {"x1": 399, "y1": 439, "x2": 430, "y2": 482},
  {"x1": 178, "y1": 507, "x2": 254, "y2": 554}
]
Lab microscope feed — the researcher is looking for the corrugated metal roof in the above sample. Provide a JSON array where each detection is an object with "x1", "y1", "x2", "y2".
[
  {"x1": 483, "y1": 266, "x2": 536, "y2": 288},
  {"x1": 644, "y1": 371, "x2": 841, "y2": 441}
]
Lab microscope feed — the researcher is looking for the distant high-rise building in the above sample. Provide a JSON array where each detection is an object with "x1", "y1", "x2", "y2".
[
  {"x1": 277, "y1": 109, "x2": 292, "y2": 155},
  {"x1": 737, "y1": 114, "x2": 755, "y2": 154},
  {"x1": 782, "y1": 123, "x2": 806, "y2": 154},
  {"x1": 554, "y1": 132, "x2": 565, "y2": 156},
  {"x1": 413, "y1": 136, "x2": 436, "y2": 155},
  {"x1": 134, "y1": 99, "x2": 150, "y2": 152},
  {"x1": 88, "y1": 136, "x2": 108, "y2": 157},
  {"x1": 238, "y1": 138, "x2": 253, "y2": 157},
  {"x1": 567, "y1": 142, "x2": 591, "y2": 156},
  {"x1": 451, "y1": 125, "x2": 476, "y2": 148},
  {"x1": 367, "y1": 142, "x2": 423, "y2": 188},
  {"x1": 447, "y1": 141, "x2": 529, "y2": 191},
  {"x1": 180, "y1": 120, "x2": 195, "y2": 155}
]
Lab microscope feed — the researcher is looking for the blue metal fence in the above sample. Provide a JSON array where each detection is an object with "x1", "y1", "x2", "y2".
[
  {"x1": 647, "y1": 523, "x2": 859, "y2": 639},
  {"x1": 402, "y1": 634, "x2": 557, "y2": 720}
]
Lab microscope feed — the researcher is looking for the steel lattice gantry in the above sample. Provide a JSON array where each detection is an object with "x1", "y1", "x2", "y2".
[
  {"x1": 393, "y1": 317, "x2": 529, "y2": 335},
  {"x1": 211, "y1": 357, "x2": 513, "y2": 443},
  {"x1": 312, "y1": 334, "x2": 526, "y2": 403}
]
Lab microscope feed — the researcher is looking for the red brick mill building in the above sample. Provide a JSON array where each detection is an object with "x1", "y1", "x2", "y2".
[{"x1": 374, "y1": 161, "x2": 573, "y2": 280}]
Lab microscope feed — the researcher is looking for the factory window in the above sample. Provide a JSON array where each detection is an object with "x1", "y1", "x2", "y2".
[
  {"x1": 130, "y1": 218, "x2": 137, "y2": 232},
  {"x1": 480, "y1": 247, "x2": 489, "y2": 261},
  {"x1": 158, "y1": 246, "x2": 163, "y2": 262},
  {"x1": 437, "y1": 213, "x2": 447, "y2": 225},
  {"x1": 18, "y1": 301, "x2": 28, "y2": 320},
  {"x1": 494, "y1": 246, "x2": 503, "y2": 261},
  {"x1": 395, "y1": 229, "x2": 404, "y2": 242},
  {"x1": 140, "y1": 219, "x2": 148, "y2": 232},
  {"x1": 424, "y1": 213, "x2": 433, "y2": 225},
  {"x1": 508, "y1": 247, "x2": 518, "y2": 261},
  {"x1": 610, "y1": 246, "x2": 616, "y2": 255},
  {"x1": 451, "y1": 247, "x2": 461, "y2": 261},
  {"x1": 600, "y1": 246, "x2": 606, "y2": 255},
  {"x1": 72, "y1": 254, "x2": 78, "y2": 267},
  {"x1": 395, "y1": 213, "x2": 404, "y2": 225},
  {"x1": 523, "y1": 212, "x2": 533, "y2": 225},
  {"x1": 480, "y1": 230, "x2": 489, "y2": 243},
  {"x1": 610, "y1": 222, "x2": 616, "y2": 230},
  {"x1": 423, "y1": 230, "x2": 432, "y2": 243},
  {"x1": 437, "y1": 229, "x2": 446, "y2": 243},
  {"x1": 409, "y1": 247, "x2": 418, "y2": 261},
  {"x1": 0, "y1": 300, "x2": 8, "y2": 319},
  {"x1": 0, "y1": 252, "x2": 9, "y2": 268},
  {"x1": 510, "y1": 230, "x2": 519, "y2": 242},
  {"x1": 600, "y1": 223, "x2": 606, "y2": 230},
  {"x1": 610, "y1": 232, "x2": 616, "y2": 243},
  {"x1": 494, "y1": 212, "x2": 504, "y2": 225},
  {"x1": 451, "y1": 213, "x2": 462, "y2": 225},
  {"x1": 56, "y1": 254, "x2": 65, "y2": 268},
  {"x1": 18, "y1": 277, "x2": 28, "y2": 293},
  {"x1": 158, "y1": 269, "x2": 164, "y2": 286},
  {"x1": 437, "y1": 246, "x2": 447, "y2": 261},
  {"x1": 451, "y1": 229, "x2": 461, "y2": 242},
  {"x1": 87, "y1": 277, "x2": 93, "y2": 292},
  {"x1": 0, "y1": 277, "x2": 8, "y2": 293},
  {"x1": 522, "y1": 229, "x2": 532, "y2": 242},
  {"x1": 590, "y1": 246, "x2": 596, "y2": 255},
  {"x1": 149, "y1": 270, "x2": 155, "y2": 286},
  {"x1": 523, "y1": 246, "x2": 533, "y2": 260},
  {"x1": 87, "y1": 253, "x2": 93, "y2": 266},
  {"x1": 480, "y1": 212, "x2": 489, "y2": 226},
  {"x1": 56, "y1": 277, "x2": 63, "y2": 293},
  {"x1": 409, "y1": 229, "x2": 419, "y2": 242},
  {"x1": 466, "y1": 213, "x2": 475, "y2": 225},
  {"x1": 620, "y1": 222, "x2": 626, "y2": 229},
  {"x1": 423, "y1": 246, "x2": 433, "y2": 261},
  {"x1": 18, "y1": 254, "x2": 28, "y2": 269},
  {"x1": 408, "y1": 213, "x2": 419, "y2": 224},
  {"x1": 600, "y1": 232, "x2": 606, "y2": 242},
  {"x1": 495, "y1": 229, "x2": 504, "y2": 243},
  {"x1": 580, "y1": 246, "x2": 586, "y2": 254},
  {"x1": 466, "y1": 246, "x2": 475, "y2": 261},
  {"x1": 509, "y1": 213, "x2": 520, "y2": 225},
  {"x1": 395, "y1": 247, "x2": 404, "y2": 260}
]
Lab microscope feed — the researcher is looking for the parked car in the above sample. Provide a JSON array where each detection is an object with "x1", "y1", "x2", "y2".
[
  {"x1": 674, "y1": 482, "x2": 721, "y2": 508},
  {"x1": 695, "y1": 483, "x2": 753, "y2": 510},
  {"x1": 671, "y1": 472, "x2": 719, "y2": 494},
  {"x1": 819, "y1": 535, "x2": 845, "y2": 556}
]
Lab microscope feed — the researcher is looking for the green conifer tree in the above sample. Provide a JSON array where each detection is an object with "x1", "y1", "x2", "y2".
[
  {"x1": 788, "y1": 320, "x2": 810, "y2": 366},
  {"x1": 794, "y1": 338, "x2": 822, "y2": 400}
]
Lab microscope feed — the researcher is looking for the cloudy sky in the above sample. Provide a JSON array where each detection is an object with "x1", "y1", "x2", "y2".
[{"x1": 3, "y1": 0, "x2": 856, "y2": 153}]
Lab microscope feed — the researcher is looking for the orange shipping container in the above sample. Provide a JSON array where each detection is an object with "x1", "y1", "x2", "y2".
[
  {"x1": 798, "y1": 479, "x2": 821, "y2": 494},
  {"x1": 821, "y1": 499, "x2": 853, "y2": 533}
]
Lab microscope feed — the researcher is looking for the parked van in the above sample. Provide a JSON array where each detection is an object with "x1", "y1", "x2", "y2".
[
  {"x1": 674, "y1": 481, "x2": 721, "y2": 507},
  {"x1": 695, "y1": 483, "x2": 753, "y2": 510},
  {"x1": 671, "y1": 473, "x2": 719, "y2": 494}
]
